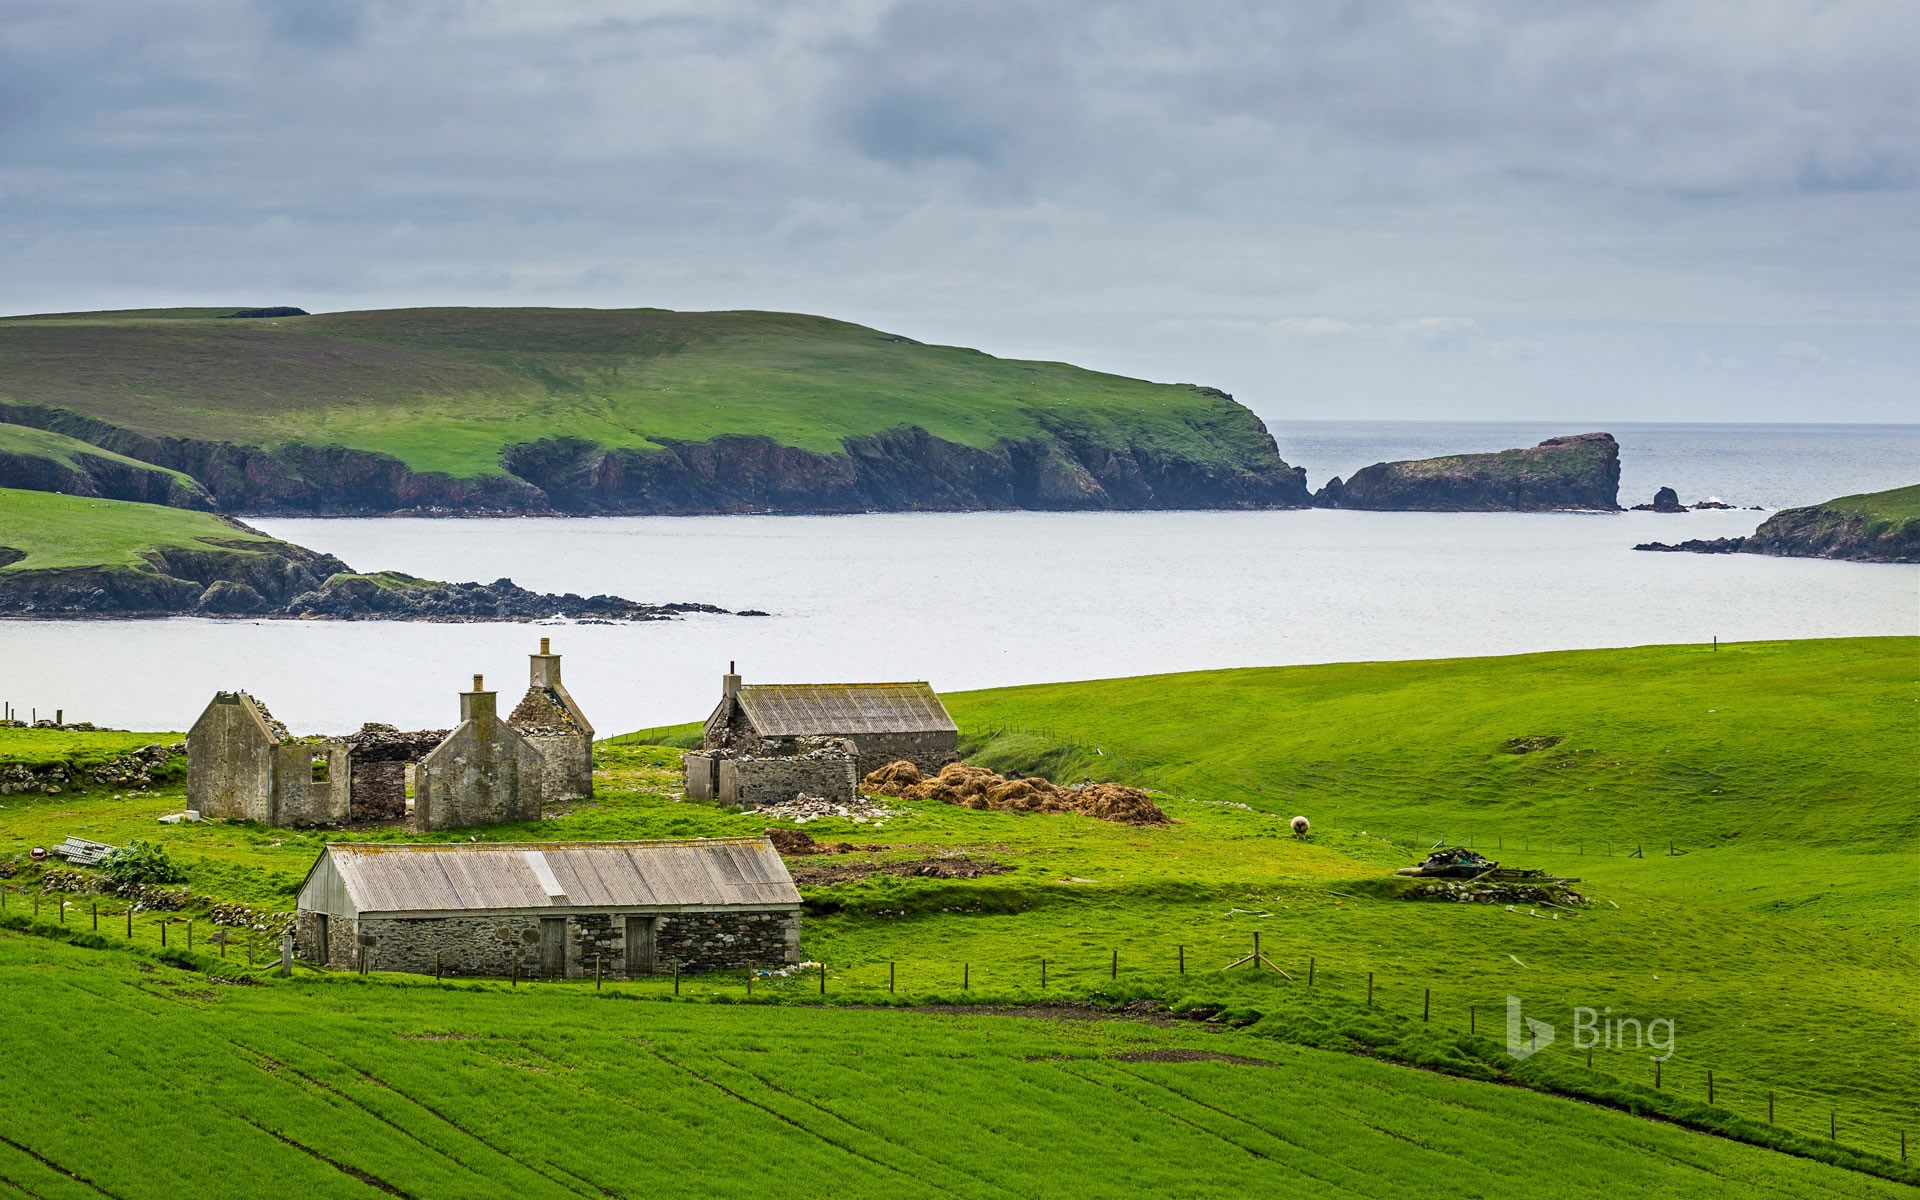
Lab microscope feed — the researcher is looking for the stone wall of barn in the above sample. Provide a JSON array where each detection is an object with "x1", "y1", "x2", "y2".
[
  {"x1": 842, "y1": 730, "x2": 959, "y2": 777},
  {"x1": 303, "y1": 908, "x2": 800, "y2": 978},
  {"x1": 720, "y1": 740, "x2": 859, "y2": 807},
  {"x1": 295, "y1": 908, "x2": 361, "y2": 969}
]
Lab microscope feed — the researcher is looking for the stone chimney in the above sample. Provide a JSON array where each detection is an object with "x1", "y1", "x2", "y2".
[
  {"x1": 530, "y1": 637, "x2": 563, "y2": 689},
  {"x1": 723, "y1": 661, "x2": 741, "y2": 702},
  {"x1": 461, "y1": 674, "x2": 496, "y2": 722}
]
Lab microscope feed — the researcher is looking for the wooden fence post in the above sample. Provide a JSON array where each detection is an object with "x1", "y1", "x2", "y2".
[
  {"x1": 1178, "y1": 944, "x2": 1185, "y2": 975},
  {"x1": 1830, "y1": 1109, "x2": 1836, "y2": 1141},
  {"x1": 1367, "y1": 972, "x2": 1373, "y2": 1008},
  {"x1": 1654, "y1": 1060, "x2": 1661, "y2": 1089},
  {"x1": 1470, "y1": 1004, "x2": 1476, "y2": 1035},
  {"x1": 512, "y1": 961, "x2": 519, "y2": 987},
  {"x1": 1111, "y1": 950, "x2": 1117, "y2": 980},
  {"x1": 1768, "y1": 1091, "x2": 1774, "y2": 1124},
  {"x1": 436, "y1": 952, "x2": 442, "y2": 981},
  {"x1": 186, "y1": 920, "x2": 192, "y2": 949},
  {"x1": 963, "y1": 963, "x2": 970, "y2": 991},
  {"x1": 596, "y1": 955, "x2": 603, "y2": 991},
  {"x1": 1708, "y1": 1070, "x2": 1714, "y2": 1105},
  {"x1": 1308, "y1": 957, "x2": 1315, "y2": 987},
  {"x1": 819, "y1": 964, "x2": 826, "y2": 996},
  {"x1": 674, "y1": 961, "x2": 680, "y2": 995},
  {"x1": 1041, "y1": 959, "x2": 1047, "y2": 989},
  {"x1": 126, "y1": 909, "x2": 132, "y2": 938},
  {"x1": 92, "y1": 902, "x2": 98, "y2": 931},
  {"x1": 746, "y1": 970, "x2": 752, "y2": 996},
  {"x1": 1423, "y1": 988, "x2": 1430, "y2": 1022},
  {"x1": 160, "y1": 921, "x2": 167, "y2": 948},
  {"x1": 889, "y1": 961, "x2": 895, "y2": 994}
]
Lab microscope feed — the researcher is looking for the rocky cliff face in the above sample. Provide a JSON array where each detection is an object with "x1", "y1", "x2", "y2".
[
  {"x1": 1636, "y1": 496, "x2": 1920, "y2": 564},
  {"x1": 0, "y1": 446, "x2": 214, "y2": 510},
  {"x1": 1313, "y1": 433, "x2": 1621, "y2": 512},
  {"x1": 0, "y1": 401, "x2": 1308, "y2": 516}
]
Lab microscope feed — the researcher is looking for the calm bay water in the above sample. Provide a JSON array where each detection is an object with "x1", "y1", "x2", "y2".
[{"x1": 0, "y1": 423, "x2": 1913, "y2": 736}]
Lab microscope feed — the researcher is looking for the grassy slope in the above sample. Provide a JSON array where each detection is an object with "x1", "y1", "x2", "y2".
[
  {"x1": 0, "y1": 308, "x2": 1274, "y2": 479},
  {"x1": 1821, "y1": 484, "x2": 1920, "y2": 524},
  {"x1": 0, "y1": 487, "x2": 278, "y2": 571},
  {"x1": 0, "y1": 421, "x2": 200, "y2": 487},
  {"x1": 1, "y1": 640, "x2": 1914, "y2": 1187},
  {"x1": 3, "y1": 937, "x2": 1905, "y2": 1200}
]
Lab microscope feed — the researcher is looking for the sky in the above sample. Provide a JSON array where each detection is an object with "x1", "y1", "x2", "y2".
[{"x1": 2, "y1": 0, "x2": 1917, "y2": 423}]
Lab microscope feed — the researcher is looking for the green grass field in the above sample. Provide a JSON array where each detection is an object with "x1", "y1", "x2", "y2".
[
  {"x1": 0, "y1": 638, "x2": 1914, "y2": 1193},
  {"x1": 0, "y1": 307, "x2": 1278, "y2": 480},
  {"x1": 5, "y1": 935, "x2": 1909, "y2": 1200},
  {"x1": 0, "y1": 487, "x2": 278, "y2": 572}
]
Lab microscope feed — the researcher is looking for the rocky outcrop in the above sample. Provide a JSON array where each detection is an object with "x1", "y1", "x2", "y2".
[
  {"x1": 1637, "y1": 488, "x2": 1920, "y2": 564},
  {"x1": 279, "y1": 573, "x2": 723, "y2": 621},
  {"x1": 1630, "y1": 486, "x2": 1687, "y2": 513},
  {"x1": 0, "y1": 523, "x2": 725, "y2": 619},
  {"x1": 222, "y1": 307, "x2": 309, "y2": 318},
  {"x1": 0, "y1": 401, "x2": 1308, "y2": 516},
  {"x1": 1313, "y1": 433, "x2": 1621, "y2": 512}
]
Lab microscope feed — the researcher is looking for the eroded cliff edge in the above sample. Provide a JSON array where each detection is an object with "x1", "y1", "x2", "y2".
[{"x1": 1636, "y1": 485, "x2": 1920, "y2": 564}]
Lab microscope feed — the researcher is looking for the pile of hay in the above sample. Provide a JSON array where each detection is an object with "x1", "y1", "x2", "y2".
[{"x1": 861, "y1": 761, "x2": 1168, "y2": 826}]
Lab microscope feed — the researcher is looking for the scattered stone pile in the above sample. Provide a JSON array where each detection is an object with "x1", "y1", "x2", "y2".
[
  {"x1": 1403, "y1": 880, "x2": 1587, "y2": 906},
  {"x1": 0, "y1": 743, "x2": 180, "y2": 795},
  {"x1": 762, "y1": 828, "x2": 884, "y2": 856},
  {"x1": 754, "y1": 792, "x2": 894, "y2": 825},
  {"x1": 862, "y1": 761, "x2": 1169, "y2": 826}
]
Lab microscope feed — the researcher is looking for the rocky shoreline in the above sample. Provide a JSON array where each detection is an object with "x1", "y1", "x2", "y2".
[
  {"x1": 1636, "y1": 492, "x2": 1920, "y2": 565},
  {"x1": 0, "y1": 518, "x2": 728, "y2": 621},
  {"x1": 0, "y1": 400, "x2": 1310, "y2": 517}
]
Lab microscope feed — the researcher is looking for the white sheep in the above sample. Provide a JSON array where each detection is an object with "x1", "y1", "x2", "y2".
[{"x1": 1290, "y1": 815, "x2": 1311, "y2": 838}]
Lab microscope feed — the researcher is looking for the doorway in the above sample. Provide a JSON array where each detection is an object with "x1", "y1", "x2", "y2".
[
  {"x1": 625, "y1": 915, "x2": 657, "y2": 975},
  {"x1": 314, "y1": 914, "x2": 330, "y2": 966},
  {"x1": 538, "y1": 918, "x2": 567, "y2": 978}
]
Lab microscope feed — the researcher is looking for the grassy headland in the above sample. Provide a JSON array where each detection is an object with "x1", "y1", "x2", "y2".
[
  {"x1": 0, "y1": 487, "x2": 281, "y2": 572},
  {"x1": 0, "y1": 307, "x2": 1306, "y2": 514}
]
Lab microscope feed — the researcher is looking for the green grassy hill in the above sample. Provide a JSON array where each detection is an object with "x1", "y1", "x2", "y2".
[
  {"x1": 1, "y1": 639, "x2": 1913, "y2": 1192},
  {"x1": 0, "y1": 307, "x2": 1307, "y2": 514},
  {"x1": 1740, "y1": 483, "x2": 1920, "y2": 562}
]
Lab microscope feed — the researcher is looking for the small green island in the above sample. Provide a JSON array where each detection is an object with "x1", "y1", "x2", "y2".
[
  {"x1": 0, "y1": 487, "x2": 722, "y2": 619},
  {"x1": 0, "y1": 306, "x2": 1308, "y2": 515},
  {"x1": 1637, "y1": 483, "x2": 1920, "y2": 563}
]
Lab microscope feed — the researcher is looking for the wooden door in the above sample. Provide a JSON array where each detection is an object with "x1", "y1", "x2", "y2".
[
  {"x1": 625, "y1": 915, "x2": 656, "y2": 975},
  {"x1": 539, "y1": 917, "x2": 567, "y2": 978}
]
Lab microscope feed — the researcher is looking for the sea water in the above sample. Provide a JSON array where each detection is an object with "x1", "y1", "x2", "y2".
[{"x1": 1, "y1": 423, "x2": 1913, "y2": 735}]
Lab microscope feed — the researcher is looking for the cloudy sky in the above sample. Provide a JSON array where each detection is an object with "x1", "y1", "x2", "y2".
[{"x1": 3, "y1": 0, "x2": 1916, "y2": 422}]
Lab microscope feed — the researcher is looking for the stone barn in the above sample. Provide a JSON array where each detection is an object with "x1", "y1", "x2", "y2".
[
  {"x1": 294, "y1": 838, "x2": 801, "y2": 977},
  {"x1": 695, "y1": 669, "x2": 959, "y2": 778}
]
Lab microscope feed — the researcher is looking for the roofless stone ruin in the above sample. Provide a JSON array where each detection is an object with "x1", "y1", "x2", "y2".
[{"x1": 186, "y1": 638, "x2": 593, "y2": 828}]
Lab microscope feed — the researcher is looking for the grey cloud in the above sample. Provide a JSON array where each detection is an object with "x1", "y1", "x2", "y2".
[{"x1": 0, "y1": 0, "x2": 1916, "y2": 421}]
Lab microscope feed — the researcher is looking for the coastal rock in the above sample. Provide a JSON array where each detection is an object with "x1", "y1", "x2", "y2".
[
  {"x1": 1637, "y1": 484, "x2": 1919, "y2": 564},
  {"x1": 1313, "y1": 433, "x2": 1621, "y2": 512},
  {"x1": 1630, "y1": 486, "x2": 1686, "y2": 513},
  {"x1": 0, "y1": 446, "x2": 216, "y2": 510},
  {"x1": 279, "y1": 573, "x2": 724, "y2": 622}
]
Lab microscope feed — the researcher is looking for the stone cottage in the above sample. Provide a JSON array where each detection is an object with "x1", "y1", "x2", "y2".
[
  {"x1": 187, "y1": 640, "x2": 593, "y2": 829},
  {"x1": 294, "y1": 838, "x2": 801, "y2": 977},
  {"x1": 508, "y1": 637, "x2": 594, "y2": 802},
  {"x1": 414, "y1": 675, "x2": 546, "y2": 831},
  {"x1": 699, "y1": 670, "x2": 958, "y2": 774},
  {"x1": 186, "y1": 692, "x2": 350, "y2": 825}
]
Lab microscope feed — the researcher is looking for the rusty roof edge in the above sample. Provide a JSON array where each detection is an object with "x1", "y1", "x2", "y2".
[{"x1": 324, "y1": 836, "x2": 776, "y2": 853}]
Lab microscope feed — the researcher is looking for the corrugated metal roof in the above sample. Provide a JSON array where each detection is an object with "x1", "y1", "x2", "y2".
[
  {"x1": 318, "y1": 838, "x2": 799, "y2": 914},
  {"x1": 737, "y1": 682, "x2": 957, "y2": 737}
]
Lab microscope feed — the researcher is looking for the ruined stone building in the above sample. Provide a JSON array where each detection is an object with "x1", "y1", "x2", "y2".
[
  {"x1": 187, "y1": 640, "x2": 593, "y2": 829},
  {"x1": 508, "y1": 637, "x2": 594, "y2": 802},
  {"x1": 683, "y1": 670, "x2": 958, "y2": 807},
  {"x1": 294, "y1": 837, "x2": 800, "y2": 977}
]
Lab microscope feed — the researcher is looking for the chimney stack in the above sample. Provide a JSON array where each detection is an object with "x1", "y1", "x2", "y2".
[
  {"x1": 461, "y1": 674, "x2": 496, "y2": 722},
  {"x1": 723, "y1": 663, "x2": 741, "y2": 701},
  {"x1": 531, "y1": 638, "x2": 563, "y2": 688}
]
